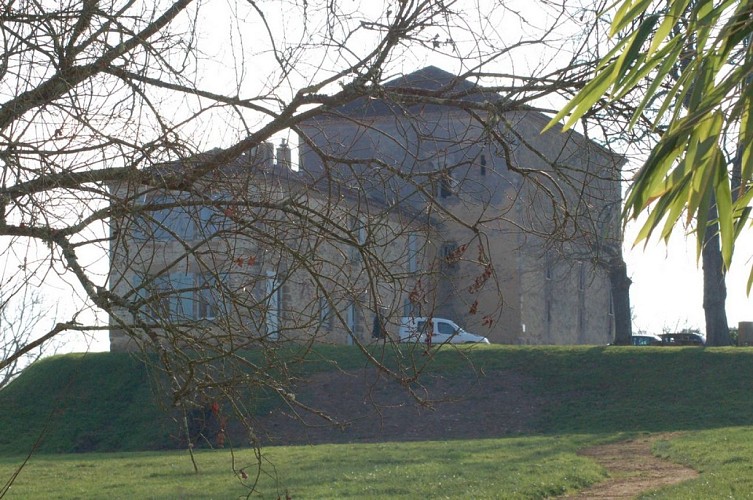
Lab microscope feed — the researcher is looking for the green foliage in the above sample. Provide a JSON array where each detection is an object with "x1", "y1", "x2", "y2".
[
  {"x1": 729, "y1": 326, "x2": 739, "y2": 344},
  {"x1": 546, "y1": 0, "x2": 753, "y2": 286}
]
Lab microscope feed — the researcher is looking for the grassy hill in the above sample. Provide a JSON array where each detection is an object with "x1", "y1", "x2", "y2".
[
  {"x1": 2, "y1": 345, "x2": 753, "y2": 455},
  {"x1": 0, "y1": 353, "x2": 172, "y2": 453}
]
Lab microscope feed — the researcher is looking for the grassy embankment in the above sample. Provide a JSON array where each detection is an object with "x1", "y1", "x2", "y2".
[{"x1": 1, "y1": 345, "x2": 753, "y2": 498}]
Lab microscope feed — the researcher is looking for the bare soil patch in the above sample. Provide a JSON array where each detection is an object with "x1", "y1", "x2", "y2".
[
  {"x1": 252, "y1": 368, "x2": 699, "y2": 497},
  {"x1": 561, "y1": 434, "x2": 699, "y2": 499},
  {"x1": 254, "y1": 367, "x2": 548, "y2": 445}
]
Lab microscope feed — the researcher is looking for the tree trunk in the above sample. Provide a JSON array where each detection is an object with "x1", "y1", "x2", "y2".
[
  {"x1": 609, "y1": 255, "x2": 632, "y2": 345},
  {"x1": 702, "y1": 215, "x2": 730, "y2": 346}
]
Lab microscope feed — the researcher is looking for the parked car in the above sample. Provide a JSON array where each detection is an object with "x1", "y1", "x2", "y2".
[
  {"x1": 659, "y1": 332, "x2": 706, "y2": 346},
  {"x1": 630, "y1": 334, "x2": 663, "y2": 346},
  {"x1": 398, "y1": 317, "x2": 490, "y2": 344}
]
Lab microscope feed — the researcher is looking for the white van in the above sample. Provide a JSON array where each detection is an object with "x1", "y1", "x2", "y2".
[{"x1": 398, "y1": 317, "x2": 490, "y2": 344}]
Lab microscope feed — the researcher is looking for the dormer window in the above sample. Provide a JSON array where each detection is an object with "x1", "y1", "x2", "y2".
[
  {"x1": 437, "y1": 169, "x2": 456, "y2": 198},
  {"x1": 440, "y1": 176, "x2": 453, "y2": 198}
]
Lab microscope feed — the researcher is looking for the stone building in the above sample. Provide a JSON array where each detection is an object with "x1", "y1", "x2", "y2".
[
  {"x1": 107, "y1": 144, "x2": 436, "y2": 351},
  {"x1": 108, "y1": 66, "x2": 623, "y2": 351},
  {"x1": 298, "y1": 66, "x2": 623, "y2": 344}
]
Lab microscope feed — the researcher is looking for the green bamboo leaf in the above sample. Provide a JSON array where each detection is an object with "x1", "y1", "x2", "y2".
[
  {"x1": 556, "y1": 0, "x2": 753, "y2": 284},
  {"x1": 633, "y1": 179, "x2": 689, "y2": 246},
  {"x1": 737, "y1": 85, "x2": 753, "y2": 190},
  {"x1": 661, "y1": 179, "x2": 693, "y2": 242},
  {"x1": 694, "y1": 0, "x2": 720, "y2": 50},
  {"x1": 683, "y1": 115, "x2": 722, "y2": 245},
  {"x1": 595, "y1": 34, "x2": 639, "y2": 72},
  {"x1": 626, "y1": 43, "x2": 684, "y2": 128},
  {"x1": 627, "y1": 161, "x2": 685, "y2": 231},
  {"x1": 648, "y1": 0, "x2": 690, "y2": 56},
  {"x1": 613, "y1": 51, "x2": 655, "y2": 100},
  {"x1": 734, "y1": 189, "x2": 753, "y2": 213},
  {"x1": 610, "y1": 0, "x2": 654, "y2": 37},
  {"x1": 687, "y1": 57, "x2": 718, "y2": 110},
  {"x1": 718, "y1": 1, "x2": 753, "y2": 60},
  {"x1": 654, "y1": 67, "x2": 693, "y2": 126},
  {"x1": 688, "y1": 113, "x2": 723, "y2": 193},
  {"x1": 682, "y1": 117, "x2": 711, "y2": 184},
  {"x1": 714, "y1": 153, "x2": 735, "y2": 268},
  {"x1": 545, "y1": 62, "x2": 620, "y2": 132},
  {"x1": 686, "y1": 157, "x2": 715, "y2": 224},
  {"x1": 695, "y1": 180, "x2": 712, "y2": 257},
  {"x1": 734, "y1": 207, "x2": 752, "y2": 242},
  {"x1": 625, "y1": 138, "x2": 685, "y2": 214},
  {"x1": 634, "y1": 205, "x2": 666, "y2": 244},
  {"x1": 695, "y1": 0, "x2": 716, "y2": 25},
  {"x1": 616, "y1": 15, "x2": 660, "y2": 83}
]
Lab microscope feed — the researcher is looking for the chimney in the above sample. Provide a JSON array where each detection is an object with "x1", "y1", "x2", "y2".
[
  {"x1": 258, "y1": 142, "x2": 274, "y2": 169},
  {"x1": 241, "y1": 142, "x2": 274, "y2": 170},
  {"x1": 276, "y1": 139, "x2": 292, "y2": 170}
]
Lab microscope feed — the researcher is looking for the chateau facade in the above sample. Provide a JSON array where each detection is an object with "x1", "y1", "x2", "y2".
[{"x1": 108, "y1": 67, "x2": 622, "y2": 351}]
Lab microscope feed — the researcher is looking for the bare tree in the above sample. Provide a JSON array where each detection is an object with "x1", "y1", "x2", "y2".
[
  {"x1": 0, "y1": 0, "x2": 628, "y2": 489},
  {"x1": 0, "y1": 281, "x2": 53, "y2": 390}
]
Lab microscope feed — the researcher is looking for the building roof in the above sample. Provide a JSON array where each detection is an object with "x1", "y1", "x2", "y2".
[
  {"x1": 326, "y1": 66, "x2": 494, "y2": 119},
  {"x1": 310, "y1": 65, "x2": 625, "y2": 168}
]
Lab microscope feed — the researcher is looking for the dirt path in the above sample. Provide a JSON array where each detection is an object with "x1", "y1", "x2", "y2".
[
  {"x1": 251, "y1": 369, "x2": 699, "y2": 498},
  {"x1": 561, "y1": 434, "x2": 699, "y2": 499}
]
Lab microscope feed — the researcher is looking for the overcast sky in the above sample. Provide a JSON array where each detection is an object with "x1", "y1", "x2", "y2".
[{"x1": 25, "y1": 0, "x2": 753, "y2": 356}]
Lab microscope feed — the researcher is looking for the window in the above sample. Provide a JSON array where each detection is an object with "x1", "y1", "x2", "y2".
[
  {"x1": 319, "y1": 296, "x2": 332, "y2": 330},
  {"x1": 407, "y1": 233, "x2": 418, "y2": 273},
  {"x1": 437, "y1": 321, "x2": 455, "y2": 336},
  {"x1": 130, "y1": 273, "x2": 150, "y2": 321},
  {"x1": 197, "y1": 200, "x2": 228, "y2": 239},
  {"x1": 143, "y1": 272, "x2": 194, "y2": 322},
  {"x1": 265, "y1": 271, "x2": 281, "y2": 340},
  {"x1": 132, "y1": 271, "x2": 228, "y2": 323},
  {"x1": 440, "y1": 173, "x2": 453, "y2": 198},
  {"x1": 357, "y1": 221, "x2": 367, "y2": 245},
  {"x1": 578, "y1": 263, "x2": 586, "y2": 337},
  {"x1": 198, "y1": 194, "x2": 232, "y2": 238},
  {"x1": 480, "y1": 154, "x2": 487, "y2": 176},
  {"x1": 350, "y1": 217, "x2": 366, "y2": 262},
  {"x1": 197, "y1": 273, "x2": 222, "y2": 320},
  {"x1": 346, "y1": 301, "x2": 357, "y2": 345},
  {"x1": 442, "y1": 242, "x2": 459, "y2": 268},
  {"x1": 134, "y1": 193, "x2": 232, "y2": 242},
  {"x1": 403, "y1": 298, "x2": 417, "y2": 318},
  {"x1": 147, "y1": 274, "x2": 171, "y2": 320},
  {"x1": 151, "y1": 194, "x2": 195, "y2": 241}
]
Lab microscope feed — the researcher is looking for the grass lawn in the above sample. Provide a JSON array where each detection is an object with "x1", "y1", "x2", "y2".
[
  {"x1": 645, "y1": 427, "x2": 753, "y2": 498},
  {"x1": 2, "y1": 345, "x2": 753, "y2": 497},
  {"x1": 0, "y1": 435, "x2": 610, "y2": 499},
  {"x1": 6, "y1": 430, "x2": 753, "y2": 498}
]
